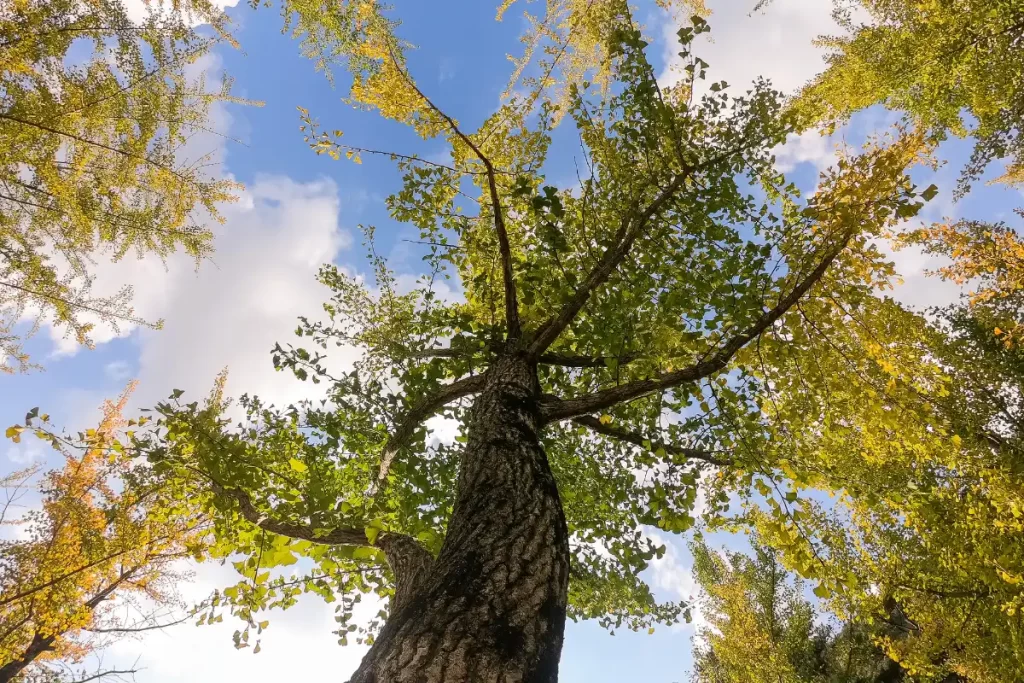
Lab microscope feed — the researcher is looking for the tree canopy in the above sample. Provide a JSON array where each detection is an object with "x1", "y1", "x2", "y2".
[
  {"x1": 0, "y1": 0, "x2": 244, "y2": 372},
  {"x1": 690, "y1": 535, "x2": 905, "y2": 682},
  {"x1": 3, "y1": 0, "x2": 1023, "y2": 680},
  {"x1": 0, "y1": 385, "x2": 208, "y2": 683},
  {"x1": 792, "y1": 0, "x2": 1024, "y2": 191},
  {"x1": 107, "y1": 4, "x2": 938, "y2": 677}
]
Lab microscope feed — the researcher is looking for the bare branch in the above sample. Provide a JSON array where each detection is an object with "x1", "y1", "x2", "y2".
[
  {"x1": 570, "y1": 415, "x2": 731, "y2": 466},
  {"x1": 85, "y1": 613, "x2": 191, "y2": 634},
  {"x1": 540, "y1": 231, "x2": 856, "y2": 423},
  {"x1": 385, "y1": 43, "x2": 521, "y2": 341},
  {"x1": 71, "y1": 668, "x2": 139, "y2": 683},
  {"x1": 375, "y1": 373, "x2": 488, "y2": 487}
]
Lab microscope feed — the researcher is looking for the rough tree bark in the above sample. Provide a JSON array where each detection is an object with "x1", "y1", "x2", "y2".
[{"x1": 350, "y1": 353, "x2": 570, "y2": 683}]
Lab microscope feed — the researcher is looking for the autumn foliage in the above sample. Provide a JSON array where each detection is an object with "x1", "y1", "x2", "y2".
[{"x1": 0, "y1": 385, "x2": 207, "y2": 683}]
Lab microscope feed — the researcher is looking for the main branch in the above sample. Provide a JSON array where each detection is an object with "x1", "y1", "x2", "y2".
[
  {"x1": 214, "y1": 482, "x2": 433, "y2": 612},
  {"x1": 386, "y1": 44, "x2": 521, "y2": 341},
  {"x1": 541, "y1": 231, "x2": 855, "y2": 422}
]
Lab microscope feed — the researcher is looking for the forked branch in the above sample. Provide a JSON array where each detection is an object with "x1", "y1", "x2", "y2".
[
  {"x1": 527, "y1": 140, "x2": 759, "y2": 357},
  {"x1": 212, "y1": 481, "x2": 433, "y2": 609},
  {"x1": 386, "y1": 43, "x2": 521, "y2": 341},
  {"x1": 541, "y1": 230, "x2": 856, "y2": 422}
]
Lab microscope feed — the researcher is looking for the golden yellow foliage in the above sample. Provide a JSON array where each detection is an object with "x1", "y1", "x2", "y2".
[{"x1": 0, "y1": 384, "x2": 208, "y2": 682}]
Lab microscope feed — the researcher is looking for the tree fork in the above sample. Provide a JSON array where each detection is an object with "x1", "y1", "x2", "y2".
[{"x1": 350, "y1": 354, "x2": 570, "y2": 683}]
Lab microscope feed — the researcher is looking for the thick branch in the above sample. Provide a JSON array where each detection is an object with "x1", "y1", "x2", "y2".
[
  {"x1": 541, "y1": 232, "x2": 855, "y2": 422},
  {"x1": 213, "y1": 483, "x2": 433, "y2": 610},
  {"x1": 213, "y1": 481, "x2": 366, "y2": 545},
  {"x1": 571, "y1": 415, "x2": 730, "y2": 466},
  {"x1": 527, "y1": 141, "x2": 758, "y2": 358},
  {"x1": 0, "y1": 632, "x2": 55, "y2": 683},
  {"x1": 406, "y1": 346, "x2": 639, "y2": 369},
  {"x1": 539, "y1": 352, "x2": 640, "y2": 368},
  {"x1": 375, "y1": 372, "x2": 488, "y2": 487},
  {"x1": 386, "y1": 44, "x2": 520, "y2": 340},
  {"x1": 528, "y1": 173, "x2": 687, "y2": 356},
  {"x1": 376, "y1": 532, "x2": 435, "y2": 614}
]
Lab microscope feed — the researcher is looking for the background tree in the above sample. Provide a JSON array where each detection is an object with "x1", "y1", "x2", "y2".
[
  {"x1": 718, "y1": 230, "x2": 1024, "y2": 679},
  {"x1": 690, "y1": 535, "x2": 904, "y2": 683},
  {"x1": 0, "y1": 0, "x2": 245, "y2": 372},
  {"x1": 124, "y1": 3, "x2": 934, "y2": 679},
  {"x1": 0, "y1": 385, "x2": 209, "y2": 683},
  {"x1": 790, "y1": 0, "x2": 1024, "y2": 191}
]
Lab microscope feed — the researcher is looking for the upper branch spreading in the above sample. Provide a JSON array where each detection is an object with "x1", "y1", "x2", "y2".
[
  {"x1": 213, "y1": 481, "x2": 433, "y2": 608},
  {"x1": 374, "y1": 372, "x2": 488, "y2": 489},
  {"x1": 386, "y1": 44, "x2": 521, "y2": 342},
  {"x1": 540, "y1": 229, "x2": 857, "y2": 423},
  {"x1": 526, "y1": 140, "x2": 760, "y2": 358}
]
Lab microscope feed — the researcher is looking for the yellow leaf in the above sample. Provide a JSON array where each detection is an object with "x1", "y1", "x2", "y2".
[{"x1": 599, "y1": 414, "x2": 613, "y2": 425}]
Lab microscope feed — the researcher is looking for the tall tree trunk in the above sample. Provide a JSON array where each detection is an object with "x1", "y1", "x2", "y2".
[{"x1": 351, "y1": 353, "x2": 570, "y2": 683}]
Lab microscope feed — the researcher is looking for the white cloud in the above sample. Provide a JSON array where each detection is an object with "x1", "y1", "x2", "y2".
[
  {"x1": 129, "y1": 174, "x2": 355, "y2": 409},
  {"x1": 5, "y1": 440, "x2": 44, "y2": 466},
  {"x1": 659, "y1": 0, "x2": 844, "y2": 97},
  {"x1": 105, "y1": 360, "x2": 134, "y2": 382},
  {"x1": 42, "y1": 51, "x2": 357, "y2": 411},
  {"x1": 50, "y1": 172, "x2": 353, "y2": 412},
  {"x1": 104, "y1": 561, "x2": 377, "y2": 683},
  {"x1": 645, "y1": 531, "x2": 705, "y2": 633},
  {"x1": 884, "y1": 241, "x2": 963, "y2": 311},
  {"x1": 773, "y1": 128, "x2": 838, "y2": 174},
  {"x1": 122, "y1": 0, "x2": 241, "y2": 26}
]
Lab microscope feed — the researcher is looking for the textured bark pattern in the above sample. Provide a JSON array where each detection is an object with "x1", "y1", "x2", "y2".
[
  {"x1": 351, "y1": 354, "x2": 570, "y2": 683},
  {"x1": 377, "y1": 532, "x2": 435, "y2": 615}
]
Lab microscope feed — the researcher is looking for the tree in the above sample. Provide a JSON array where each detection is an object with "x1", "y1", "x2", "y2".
[
  {"x1": 790, "y1": 0, "x2": 1024, "y2": 191},
  {"x1": 718, "y1": 233, "x2": 1024, "y2": 679},
  {"x1": 123, "y1": 3, "x2": 935, "y2": 679},
  {"x1": 0, "y1": 0, "x2": 245, "y2": 372},
  {"x1": 689, "y1": 536, "x2": 904, "y2": 683},
  {"x1": 0, "y1": 385, "x2": 208, "y2": 683}
]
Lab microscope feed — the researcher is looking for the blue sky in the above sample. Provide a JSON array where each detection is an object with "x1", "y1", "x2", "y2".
[{"x1": 3, "y1": 0, "x2": 1023, "y2": 681}]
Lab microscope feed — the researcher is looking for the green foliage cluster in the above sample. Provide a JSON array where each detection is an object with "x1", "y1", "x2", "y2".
[{"x1": 0, "y1": 0, "x2": 245, "y2": 371}]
